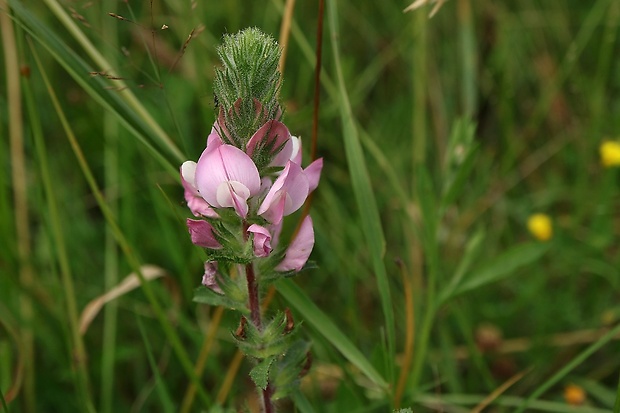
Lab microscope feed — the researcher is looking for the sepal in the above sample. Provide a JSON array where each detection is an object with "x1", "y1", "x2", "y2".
[{"x1": 232, "y1": 310, "x2": 299, "y2": 359}]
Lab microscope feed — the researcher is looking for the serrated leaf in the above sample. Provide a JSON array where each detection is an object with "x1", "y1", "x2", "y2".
[{"x1": 250, "y1": 356, "x2": 276, "y2": 391}]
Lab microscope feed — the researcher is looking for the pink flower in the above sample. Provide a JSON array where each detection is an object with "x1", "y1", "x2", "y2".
[
  {"x1": 195, "y1": 144, "x2": 261, "y2": 218},
  {"x1": 276, "y1": 215, "x2": 315, "y2": 272},
  {"x1": 258, "y1": 161, "x2": 309, "y2": 224},
  {"x1": 187, "y1": 219, "x2": 222, "y2": 249},
  {"x1": 247, "y1": 224, "x2": 272, "y2": 257},
  {"x1": 257, "y1": 156, "x2": 323, "y2": 224}
]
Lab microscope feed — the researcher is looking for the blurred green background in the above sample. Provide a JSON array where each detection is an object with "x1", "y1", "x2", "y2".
[{"x1": 1, "y1": 0, "x2": 619, "y2": 412}]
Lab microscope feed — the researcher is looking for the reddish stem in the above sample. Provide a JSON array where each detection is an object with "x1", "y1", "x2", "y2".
[
  {"x1": 243, "y1": 222, "x2": 274, "y2": 412},
  {"x1": 245, "y1": 262, "x2": 262, "y2": 330}
]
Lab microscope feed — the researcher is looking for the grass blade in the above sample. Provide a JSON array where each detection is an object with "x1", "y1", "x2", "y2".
[
  {"x1": 445, "y1": 242, "x2": 550, "y2": 300},
  {"x1": 136, "y1": 315, "x2": 176, "y2": 413},
  {"x1": 9, "y1": 0, "x2": 182, "y2": 172},
  {"x1": 276, "y1": 279, "x2": 388, "y2": 390},
  {"x1": 326, "y1": 0, "x2": 396, "y2": 388},
  {"x1": 515, "y1": 322, "x2": 620, "y2": 413}
]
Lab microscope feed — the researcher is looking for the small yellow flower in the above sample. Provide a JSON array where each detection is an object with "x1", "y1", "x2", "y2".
[
  {"x1": 527, "y1": 213, "x2": 553, "y2": 241},
  {"x1": 600, "y1": 140, "x2": 620, "y2": 167},
  {"x1": 563, "y1": 383, "x2": 586, "y2": 406}
]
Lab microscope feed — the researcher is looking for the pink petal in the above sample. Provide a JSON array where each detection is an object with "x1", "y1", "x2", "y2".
[
  {"x1": 275, "y1": 216, "x2": 315, "y2": 272},
  {"x1": 269, "y1": 220, "x2": 283, "y2": 250},
  {"x1": 195, "y1": 144, "x2": 261, "y2": 216},
  {"x1": 258, "y1": 161, "x2": 309, "y2": 224},
  {"x1": 246, "y1": 120, "x2": 293, "y2": 166},
  {"x1": 304, "y1": 158, "x2": 323, "y2": 193},
  {"x1": 205, "y1": 132, "x2": 223, "y2": 154},
  {"x1": 180, "y1": 162, "x2": 218, "y2": 218},
  {"x1": 215, "y1": 180, "x2": 252, "y2": 218},
  {"x1": 187, "y1": 219, "x2": 222, "y2": 249},
  {"x1": 247, "y1": 224, "x2": 272, "y2": 257},
  {"x1": 202, "y1": 261, "x2": 223, "y2": 294},
  {"x1": 290, "y1": 136, "x2": 302, "y2": 165}
]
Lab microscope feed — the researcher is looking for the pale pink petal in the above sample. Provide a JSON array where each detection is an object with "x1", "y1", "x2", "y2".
[
  {"x1": 181, "y1": 161, "x2": 199, "y2": 193},
  {"x1": 269, "y1": 220, "x2": 283, "y2": 250},
  {"x1": 275, "y1": 216, "x2": 315, "y2": 272},
  {"x1": 180, "y1": 162, "x2": 218, "y2": 218},
  {"x1": 304, "y1": 158, "x2": 323, "y2": 193},
  {"x1": 258, "y1": 161, "x2": 309, "y2": 224},
  {"x1": 290, "y1": 136, "x2": 302, "y2": 165},
  {"x1": 247, "y1": 224, "x2": 272, "y2": 257},
  {"x1": 205, "y1": 132, "x2": 223, "y2": 154},
  {"x1": 215, "y1": 181, "x2": 252, "y2": 218},
  {"x1": 202, "y1": 261, "x2": 223, "y2": 294},
  {"x1": 259, "y1": 191, "x2": 287, "y2": 225},
  {"x1": 195, "y1": 144, "x2": 261, "y2": 215},
  {"x1": 187, "y1": 219, "x2": 222, "y2": 249}
]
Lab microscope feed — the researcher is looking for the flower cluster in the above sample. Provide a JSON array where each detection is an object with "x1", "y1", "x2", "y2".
[
  {"x1": 181, "y1": 114, "x2": 322, "y2": 289},
  {"x1": 182, "y1": 28, "x2": 320, "y2": 408}
]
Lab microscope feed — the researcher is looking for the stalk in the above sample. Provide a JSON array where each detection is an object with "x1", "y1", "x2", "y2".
[
  {"x1": 0, "y1": 5, "x2": 36, "y2": 411},
  {"x1": 243, "y1": 222, "x2": 274, "y2": 412}
]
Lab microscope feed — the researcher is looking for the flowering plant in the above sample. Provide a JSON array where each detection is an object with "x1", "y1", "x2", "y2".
[{"x1": 180, "y1": 28, "x2": 322, "y2": 411}]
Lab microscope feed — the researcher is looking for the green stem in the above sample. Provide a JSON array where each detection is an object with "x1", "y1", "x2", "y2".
[
  {"x1": 100, "y1": 2, "x2": 119, "y2": 412},
  {"x1": 1, "y1": 5, "x2": 36, "y2": 411}
]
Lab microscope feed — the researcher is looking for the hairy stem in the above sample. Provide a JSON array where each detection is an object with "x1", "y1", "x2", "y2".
[
  {"x1": 243, "y1": 222, "x2": 275, "y2": 412},
  {"x1": 245, "y1": 262, "x2": 262, "y2": 329}
]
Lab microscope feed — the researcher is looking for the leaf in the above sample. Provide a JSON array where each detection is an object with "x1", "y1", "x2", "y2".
[
  {"x1": 249, "y1": 356, "x2": 276, "y2": 391},
  {"x1": 193, "y1": 286, "x2": 248, "y2": 314},
  {"x1": 449, "y1": 242, "x2": 550, "y2": 298}
]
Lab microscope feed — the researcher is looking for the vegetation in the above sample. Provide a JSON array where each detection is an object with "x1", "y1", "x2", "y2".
[{"x1": 1, "y1": 0, "x2": 619, "y2": 411}]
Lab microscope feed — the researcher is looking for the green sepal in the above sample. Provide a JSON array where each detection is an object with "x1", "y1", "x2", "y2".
[
  {"x1": 233, "y1": 311, "x2": 298, "y2": 359},
  {"x1": 249, "y1": 356, "x2": 276, "y2": 391}
]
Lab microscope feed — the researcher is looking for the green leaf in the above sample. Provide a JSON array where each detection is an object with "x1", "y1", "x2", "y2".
[
  {"x1": 276, "y1": 279, "x2": 388, "y2": 390},
  {"x1": 439, "y1": 228, "x2": 486, "y2": 304},
  {"x1": 249, "y1": 356, "x2": 276, "y2": 391},
  {"x1": 271, "y1": 340, "x2": 311, "y2": 400},
  {"x1": 193, "y1": 286, "x2": 248, "y2": 314},
  {"x1": 449, "y1": 242, "x2": 550, "y2": 298}
]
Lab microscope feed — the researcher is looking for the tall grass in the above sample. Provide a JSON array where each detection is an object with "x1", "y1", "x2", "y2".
[{"x1": 1, "y1": 0, "x2": 619, "y2": 411}]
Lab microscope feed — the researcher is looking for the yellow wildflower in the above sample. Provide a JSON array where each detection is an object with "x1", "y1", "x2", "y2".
[
  {"x1": 527, "y1": 213, "x2": 553, "y2": 241},
  {"x1": 600, "y1": 140, "x2": 620, "y2": 167},
  {"x1": 563, "y1": 383, "x2": 586, "y2": 406}
]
